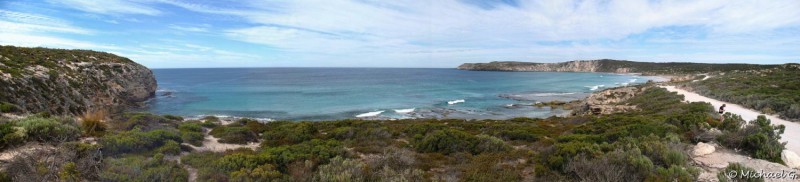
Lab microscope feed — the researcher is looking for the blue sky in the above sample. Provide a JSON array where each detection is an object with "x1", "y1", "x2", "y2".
[{"x1": 0, "y1": 0, "x2": 798, "y2": 68}]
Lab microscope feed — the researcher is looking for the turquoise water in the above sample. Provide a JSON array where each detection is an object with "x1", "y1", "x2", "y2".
[{"x1": 144, "y1": 68, "x2": 660, "y2": 120}]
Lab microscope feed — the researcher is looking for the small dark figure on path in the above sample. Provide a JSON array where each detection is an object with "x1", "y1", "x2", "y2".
[{"x1": 719, "y1": 104, "x2": 726, "y2": 114}]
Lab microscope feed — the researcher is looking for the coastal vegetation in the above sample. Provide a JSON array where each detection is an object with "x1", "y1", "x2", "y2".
[
  {"x1": 686, "y1": 64, "x2": 800, "y2": 122},
  {"x1": 0, "y1": 84, "x2": 789, "y2": 181}
]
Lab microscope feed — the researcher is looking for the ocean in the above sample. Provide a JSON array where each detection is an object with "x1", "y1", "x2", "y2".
[{"x1": 142, "y1": 68, "x2": 662, "y2": 121}]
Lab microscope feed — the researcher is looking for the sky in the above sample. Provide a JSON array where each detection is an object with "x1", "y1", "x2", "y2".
[{"x1": 0, "y1": 0, "x2": 798, "y2": 68}]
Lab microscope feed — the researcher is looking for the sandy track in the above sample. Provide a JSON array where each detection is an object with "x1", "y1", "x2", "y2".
[{"x1": 661, "y1": 86, "x2": 800, "y2": 154}]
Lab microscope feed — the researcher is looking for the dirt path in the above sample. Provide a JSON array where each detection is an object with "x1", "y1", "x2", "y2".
[{"x1": 661, "y1": 86, "x2": 800, "y2": 154}]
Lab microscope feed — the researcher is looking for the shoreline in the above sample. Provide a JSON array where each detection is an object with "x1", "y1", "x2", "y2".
[{"x1": 661, "y1": 85, "x2": 800, "y2": 154}]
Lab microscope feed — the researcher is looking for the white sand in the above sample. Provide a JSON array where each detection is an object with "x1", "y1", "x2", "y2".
[
  {"x1": 662, "y1": 86, "x2": 800, "y2": 154},
  {"x1": 184, "y1": 130, "x2": 259, "y2": 152}
]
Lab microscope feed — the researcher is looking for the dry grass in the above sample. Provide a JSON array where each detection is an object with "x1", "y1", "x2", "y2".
[{"x1": 80, "y1": 109, "x2": 108, "y2": 137}]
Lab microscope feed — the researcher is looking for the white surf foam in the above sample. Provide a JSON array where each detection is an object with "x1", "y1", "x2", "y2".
[
  {"x1": 586, "y1": 85, "x2": 605, "y2": 91},
  {"x1": 394, "y1": 108, "x2": 415, "y2": 114},
  {"x1": 447, "y1": 99, "x2": 465, "y2": 105},
  {"x1": 629, "y1": 79, "x2": 638, "y2": 83},
  {"x1": 531, "y1": 92, "x2": 576, "y2": 97},
  {"x1": 356, "y1": 110, "x2": 384, "y2": 118}
]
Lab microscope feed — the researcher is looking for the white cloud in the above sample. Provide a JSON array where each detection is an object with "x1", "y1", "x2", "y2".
[
  {"x1": 210, "y1": 1, "x2": 799, "y2": 48},
  {"x1": 167, "y1": 24, "x2": 210, "y2": 32},
  {"x1": 47, "y1": 0, "x2": 161, "y2": 16},
  {"x1": 0, "y1": 32, "x2": 120, "y2": 50},
  {"x1": 0, "y1": 10, "x2": 93, "y2": 34}
]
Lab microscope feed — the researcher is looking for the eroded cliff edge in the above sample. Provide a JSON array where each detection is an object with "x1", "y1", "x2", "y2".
[
  {"x1": 458, "y1": 59, "x2": 776, "y2": 75},
  {"x1": 0, "y1": 46, "x2": 156, "y2": 115}
]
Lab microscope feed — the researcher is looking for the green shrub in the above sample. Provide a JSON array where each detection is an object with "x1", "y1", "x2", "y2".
[
  {"x1": 719, "y1": 115, "x2": 785, "y2": 163},
  {"x1": 178, "y1": 122, "x2": 205, "y2": 146},
  {"x1": 414, "y1": 129, "x2": 476, "y2": 154},
  {"x1": 0, "y1": 102, "x2": 17, "y2": 113},
  {"x1": 230, "y1": 164, "x2": 286, "y2": 181},
  {"x1": 652, "y1": 165, "x2": 700, "y2": 182},
  {"x1": 719, "y1": 113, "x2": 746, "y2": 132},
  {"x1": 497, "y1": 128, "x2": 538, "y2": 142},
  {"x1": 100, "y1": 129, "x2": 182, "y2": 155},
  {"x1": 472, "y1": 134, "x2": 512, "y2": 153},
  {"x1": 313, "y1": 156, "x2": 366, "y2": 182},
  {"x1": 58, "y1": 162, "x2": 81, "y2": 182},
  {"x1": 261, "y1": 139, "x2": 345, "y2": 171},
  {"x1": 15, "y1": 117, "x2": 80, "y2": 142},
  {"x1": 100, "y1": 155, "x2": 189, "y2": 181},
  {"x1": 262, "y1": 121, "x2": 316, "y2": 147},
  {"x1": 567, "y1": 149, "x2": 655, "y2": 182},
  {"x1": 158, "y1": 140, "x2": 182, "y2": 155},
  {"x1": 163, "y1": 114, "x2": 184, "y2": 121},
  {"x1": 462, "y1": 153, "x2": 522, "y2": 182},
  {"x1": 210, "y1": 126, "x2": 257, "y2": 144},
  {"x1": 113, "y1": 113, "x2": 172, "y2": 131},
  {"x1": 0, "y1": 123, "x2": 23, "y2": 149}
]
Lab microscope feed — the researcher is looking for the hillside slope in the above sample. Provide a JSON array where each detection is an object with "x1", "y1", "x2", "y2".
[
  {"x1": 0, "y1": 46, "x2": 156, "y2": 115},
  {"x1": 457, "y1": 59, "x2": 778, "y2": 75}
]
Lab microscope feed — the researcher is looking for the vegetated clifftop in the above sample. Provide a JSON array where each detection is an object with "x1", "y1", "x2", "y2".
[
  {"x1": 457, "y1": 59, "x2": 778, "y2": 75},
  {"x1": 0, "y1": 46, "x2": 156, "y2": 115}
]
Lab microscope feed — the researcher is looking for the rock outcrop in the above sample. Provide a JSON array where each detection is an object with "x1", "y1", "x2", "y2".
[
  {"x1": 782, "y1": 150, "x2": 800, "y2": 169},
  {"x1": 0, "y1": 46, "x2": 156, "y2": 115},
  {"x1": 572, "y1": 86, "x2": 644, "y2": 115},
  {"x1": 693, "y1": 142, "x2": 716, "y2": 157},
  {"x1": 693, "y1": 146, "x2": 800, "y2": 182}
]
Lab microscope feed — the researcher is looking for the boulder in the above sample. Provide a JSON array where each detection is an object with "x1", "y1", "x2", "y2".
[
  {"x1": 693, "y1": 142, "x2": 715, "y2": 156},
  {"x1": 782, "y1": 150, "x2": 800, "y2": 169}
]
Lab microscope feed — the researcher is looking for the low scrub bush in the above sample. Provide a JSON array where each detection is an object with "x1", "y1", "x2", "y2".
[
  {"x1": 100, "y1": 154, "x2": 189, "y2": 181},
  {"x1": 719, "y1": 115, "x2": 785, "y2": 163},
  {"x1": 210, "y1": 126, "x2": 257, "y2": 144},
  {"x1": 100, "y1": 129, "x2": 182, "y2": 155},
  {"x1": 15, "y1": 117, "x2": 81, "y2": 143},
  {"x1": 0, "y1": 102, "x2": 17, "y2": 113}
]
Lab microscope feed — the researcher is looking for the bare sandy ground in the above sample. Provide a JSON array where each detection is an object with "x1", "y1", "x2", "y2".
[
  {"x1": 184, "y1": 130, "x2": 260, "y2": 152},
  {"x1": 662, "y1": 86, "x2": 800, "y2": 154}
]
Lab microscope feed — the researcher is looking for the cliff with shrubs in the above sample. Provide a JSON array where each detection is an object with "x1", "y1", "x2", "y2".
[
  {"x1": 457, "y1": 59, "x2": 777, "y2": 75},
  {"x1": 0, "y1": 46, "x2": 157, "y2": 115}
]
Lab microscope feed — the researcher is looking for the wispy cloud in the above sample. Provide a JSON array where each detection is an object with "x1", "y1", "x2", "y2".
[
  {"x1": 167, "y1": 24, "x2": 210, "y2": 32},
  {"x1": 2, "y1": 0, "x2": 799, "y2": 67},
  {"x1": 47, "y1": 0, "x2": 161, "y2": 16},
  {"x1": 0, "y1": 10, "x2": 93, "y2": 34}
]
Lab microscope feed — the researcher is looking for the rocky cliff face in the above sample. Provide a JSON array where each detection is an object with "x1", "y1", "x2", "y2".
[
  {"x1": 458, "y1": 60, "x2": 632, "y2": 73},
  {"x1": 0, "y1": 46, "x2": 156, "y2": 115}
]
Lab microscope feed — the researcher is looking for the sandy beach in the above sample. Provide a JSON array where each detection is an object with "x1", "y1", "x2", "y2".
[{"x1": 661, "y1": 86, "x2": 800, "y2": 154}]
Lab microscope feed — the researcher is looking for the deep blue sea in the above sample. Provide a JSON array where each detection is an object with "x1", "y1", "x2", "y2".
[{"x1": 143, "y1": 68, "x2": 662, "y2": 121}]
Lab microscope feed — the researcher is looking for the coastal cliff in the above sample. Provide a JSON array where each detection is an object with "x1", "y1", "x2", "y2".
[
  {"x1": 458, "y1": 59, "x2": 776, "y2": 75},
  {"x1": 0, "y1": 46, "x2": 156, "y2": 115}
]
